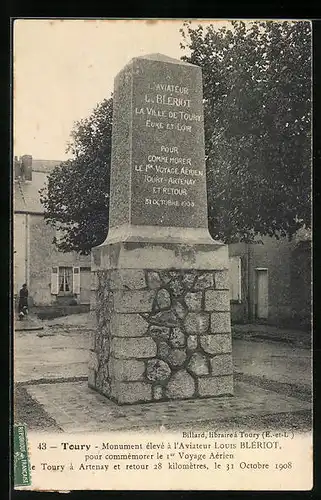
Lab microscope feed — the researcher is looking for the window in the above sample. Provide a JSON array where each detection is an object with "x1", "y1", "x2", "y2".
[
  {"x1": 51, "y1": 266, "x2": 81, "y2": 295},
  {"x1": 59, "y1": 267, "x2": 72, "y2": 293},
  {"x1": 229, "y1": 256, "x2": 242, "y2": 302}
]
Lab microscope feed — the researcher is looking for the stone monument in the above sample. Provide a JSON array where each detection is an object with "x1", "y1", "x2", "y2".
[{"x1": 89, "y1": 54, "x2": 233, "y2": 404}]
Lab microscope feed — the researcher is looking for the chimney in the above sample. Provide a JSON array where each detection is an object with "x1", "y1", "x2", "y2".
[
  {"x1": 14, "y1": 157, "x2": 21, "y2": 180},
  {"x1": 20, "y1": 155, "x2": 33, "y2": 181}
]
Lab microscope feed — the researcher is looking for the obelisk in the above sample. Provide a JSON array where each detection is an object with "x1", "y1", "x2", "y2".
[{"x1": 89, "y1": 54, "x2": 233, "y2": 404}]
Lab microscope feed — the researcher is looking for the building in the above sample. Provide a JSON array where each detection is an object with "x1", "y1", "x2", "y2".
[
  {"x1": 228, "y1": 229, "x2": 312, "y2": 329},
  {"x1": 14, "y1": 156, "x2": 92, "y2": 306}
]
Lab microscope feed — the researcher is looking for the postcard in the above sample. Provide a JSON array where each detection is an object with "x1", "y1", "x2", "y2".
[{"x1": 13, "y1": 18, "x2": 312, "y2": 491}]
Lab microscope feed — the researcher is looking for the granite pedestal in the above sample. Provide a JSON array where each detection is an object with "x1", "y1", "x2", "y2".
[{"x1": 89, "y1": 54, "x2": 233, "y2": 404}]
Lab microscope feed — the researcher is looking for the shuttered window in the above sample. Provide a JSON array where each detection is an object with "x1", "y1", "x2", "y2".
[
  {"x1": 50, "y1": 266, "x2": 83, "y2": 295},
  {"x1": 59, "y1": 267, "x2": 72, "y2": 293},
  {"x1": 229, "y1": 256, "x2": 242, "y2": 302}
]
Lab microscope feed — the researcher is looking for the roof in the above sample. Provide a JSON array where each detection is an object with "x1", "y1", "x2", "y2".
[
  {"x1": 31, "y1": 159, "x2": 62, "y2": 173},
  {"x1": 14, "y1": 158, "x2": 64, "y2": 214},
  {"x1": 14, "y1": 171, "x2": 48, "y2": 213}
]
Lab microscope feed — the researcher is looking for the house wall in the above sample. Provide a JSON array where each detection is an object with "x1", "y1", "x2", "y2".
[
  {"x1": 250, "y1": 237, "x2": 294, "y2": 322},
  {"x1": 28, "y1": 215, "x2": 91, "y2": 305},
  {"x1": 228, "y1": 243, "x2": 249, "y2": 324},
  {"x1": 290, "y1": 241, "x2": 311, "y2": 324},
  {"x1": 229, "y1": 235, "x2": 311, "y2": 326},
  {"x1": 14, "y1": 213, "x2": 27, "y2": 295},
  {"x1": 14, "y1": 159, "x2": 93, "y2": 307}
]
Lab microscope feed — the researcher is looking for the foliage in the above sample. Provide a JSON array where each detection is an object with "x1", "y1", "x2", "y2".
[
  {"x1": 41, "y1": 21, "x2": 311, "y2": 254},
  {"x1": 180, "y1": 20, "x2": 311, "y2": 242}
]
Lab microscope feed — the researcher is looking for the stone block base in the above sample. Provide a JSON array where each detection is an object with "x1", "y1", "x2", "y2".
[{"x1": 89, "y1": 267, "x2": 233, "y2": 404}]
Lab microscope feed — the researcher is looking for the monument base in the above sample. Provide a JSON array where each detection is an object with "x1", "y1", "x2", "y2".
[{"x1": 89, "y1": 241, "x2": 234, "y2": 404}]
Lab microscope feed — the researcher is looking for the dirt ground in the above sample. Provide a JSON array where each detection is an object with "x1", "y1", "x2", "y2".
[
  {"x1": 14, "y1": 385, "x2": 63, "y2": 432},
  {"x1": 13, "y1": 313, "x2": 312, "y2": 432},
  {"x1": 14, "y1": 383, "x2": 311, "y2": 434}
]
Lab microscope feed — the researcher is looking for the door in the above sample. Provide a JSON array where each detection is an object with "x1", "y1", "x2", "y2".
[{"x1": 255, "y1": 268, "x2": 268, "y2": 319}]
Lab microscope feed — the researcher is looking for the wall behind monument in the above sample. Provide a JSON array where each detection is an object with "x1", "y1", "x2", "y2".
[{"x1": 229, "y1": 233, "x2": 311, "y2": 328}]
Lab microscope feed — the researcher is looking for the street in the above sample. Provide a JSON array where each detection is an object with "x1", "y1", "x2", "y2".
[{"x1": 14, "y1": 313, "x2": 312, "y2": 433}]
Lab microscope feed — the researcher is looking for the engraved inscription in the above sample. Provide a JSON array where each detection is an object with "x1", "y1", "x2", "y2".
[{"x1": 130, "y1": 58, "x2": 208, "y2": 228}]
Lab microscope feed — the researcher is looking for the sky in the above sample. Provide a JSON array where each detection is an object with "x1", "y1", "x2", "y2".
[{"x1": 14, "y1": 19, "x2": 227, "y2": 161}]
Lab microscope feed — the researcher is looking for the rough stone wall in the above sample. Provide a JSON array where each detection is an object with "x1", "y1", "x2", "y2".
[{"x1": 89, "y1": 269, "x2": 233, "y2": 404}]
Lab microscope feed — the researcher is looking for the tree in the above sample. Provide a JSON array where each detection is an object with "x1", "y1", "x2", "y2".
[
  {"x1": 180, "y1": 20, "x2": 311, "y2": 242},
  {"x1": 42, "y1": 20, "x2": 311, "y2": 254},
  {"x1": 40, "y1": 98, "x2": 113, "y2": 255}
]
